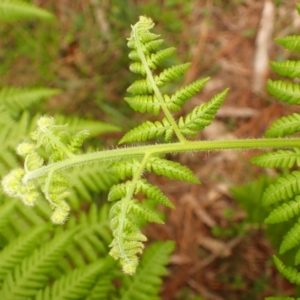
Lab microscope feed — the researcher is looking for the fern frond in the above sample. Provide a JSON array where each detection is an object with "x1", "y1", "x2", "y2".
[
  {"x1": 0, "y1": 200, "x2": 17, "y2": 233},
  {"x1": 275, "y1": 35, "x2": 300, "y2": 52},
  {"x1": 280, "y1": 219, "x2": 300, "y2": 253},
  {"x1": 35, "y1": 259, "x2": 114, "y2": 300},
  {"x1": 155, "y1": 63, "x2": 191, "y2": 86},
  {"x1": 0, "y1": 228, "x2": 78, "y2": 299},
  {"x1": 273, "y1": 256, "x2": 300, "y2": 285},
  {"x1": 270, "y1": 60, "x2": 300, "y2": 78},
  {"x1": 262, "y1": 171, "x2": 300, "y2": 206},
  {"x1": 0, "y1": 225, "x2": 49, "y2": 286},
  {"x1": 267, "y1": 80, "x2": 300, "y2": 105},
  {"x1": 146, "y1": 156, "x2": 200, "y2": 183},
  {"x1": 178, "y1": 89, "x2": 228, "y2": 136},
  {"x1": 265, "y1": 196, "x2": 300, "y2": 224},
  {"x1": 0, "y1": 87, "x2": 60, "y2": 119},
  {"x1": 124, "y1": 95, "x2": 160, "y2": 115},
  {"x1": 0, "y1": 0, "x2": 55, "y2": 22},
  {"x1": 54, "y1": 114, "x2": 120, "y2": 137},
  {"x1": 119, "y1": 241, "x2": 175, "y2": 299},
  {"x1": 265, "y1": 113, "x2": 300, "y2": 138},
  {"x1": 108, "y1": 179, "x2": 174, "y2": 208},
  {"x1": 168, "y1": 77, "x2": 210, "y2": 111},
  {"x1": 251, "y1": 148, "x2": 300, "y2": 168},
  {"x1": 119, "y1": 119, "x2": 172, "y2": 144}
]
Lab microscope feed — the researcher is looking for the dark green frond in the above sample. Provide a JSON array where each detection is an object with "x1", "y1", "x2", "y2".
[
  {"x1": 119, "y1": 119, "x2": 172, "y2": 144},
  {"x1": 0, "y1": 0, "x2": 55, "y2": 22},
  {"x1": 178, "y1": 89, "x2": 228, "y2": 136},
  {"x1": 251, "y1": 148, "x2": 300, "y2": 168},
  {"x1": 265, "y1": 113, "x2": 300, "y2": 137},
  {"x1": 35, "y1": 259, "x2": 114, "y2": 300},
  {"x1": 0, "y1": 87, "x2": 60, "y2": 119},
  {"x1": 280, "y1": 219, "x2": 300, "y2": 253},
  {"x1": 275, "y1": 35, "x2": 300, "y2": 52},
  {"x1": 270, "y1": 60, "x2": 300, "y2": 78},
  {"x1": 146, "y1": 156, "x2": 200, "y2": 183},
  {"x1": 0, "y1": 200, "x2": 17, "y2": 233},
  {"x1": 119, "y1": 241, "x2": 175, "y2": 300},
  {"x1": 0, "y1": 228, "x2": 78, "y2": 299},
  {"x1": 262, "y1": 171, "x2": 300, "y2": 206},
  {"x1": 265, "y1": 197, "x2": 300, "y2": 224},
  {"x1": 273, "y1": 256, "x2": 300, "y2": 285},
  {"x1": 0, "y1": 225, "x2": 49, "y2": 286},
  {"x1": 267, "y1": 80, "x2": 300, "y2": 105}
]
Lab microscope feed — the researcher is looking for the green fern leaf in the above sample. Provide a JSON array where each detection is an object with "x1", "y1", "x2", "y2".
[
  {"x1": 155, "y1": 63, "x2": 191, "y2": 86},
  {"x1": 127, "y1": 79, "x2": 153, "y2": 95},
  {"x1": 0, "y1": 0, "x2": 55, "y2": 22},
  {"x1": 147, "y1": 47, "x2": 175, "y2": 69},
  {"x1": 119, "y1": 119, "x2": 173, "y2": 144},
  {"x1": 251, "y1": 148, "x2": 300, "y2": 168},
  {"x1": 146, "y1": 156, "x2": 200, "y2": 183},
  {"x1": 0, "y1": 200, "x2": 17, "y2": 233},
  {"x1": 280, "y1": 219, "x2": 300, "y2": 253},
  {"x1": 178, "y1": 88, "x2": 228, "y2": 136},
  {"x1": 129, "y1": 200, "x2": 164, "y2": 224},
  {"x1": 54, "y1": 114, "x2": 120, "y2": 137},
  {"x1": 275, "y1": 36, "x2": 300, "y2": 52},
  {"x1": 168, "y1": 77, "x2": 210, "y2": 111},
  {"x1": 124, "y1": 95, "x2": 160, "y2": 115},
  {"x1": 108, "y1": 158, "x2": 141, "y2": 180},
  {"x1": 267, "y1": 79, "x2": 300, "y2": 105},
  {"x1": 265, "y1": 196, "x2": 300, "y2": 224},
  {"x1": 270, "y1": 60, "x2": 300, "y2": 78},
  {"x1": 0, "y1": 87, "x2": 60, "y2": 119},
  {"x1": 35, "y1": 259, "x2": 114, "y2": 300},
  {"x1": 0, "y1": 228, "x2": 78, "y2": 299},
  {"x1": 108, "y1": 179, "x2": 174, "y2": 208},
  {"x1": 265, "y1": 113, "x2": 300, "y2": 137},
  {"x1": 273, "y1": 256, "x2": 300, "y2": 285},
  {"x1": 0, "y1": 225, "x2": 49, "y2": 286},
  {"x1": 119, "y1": 241, "x2": 175, "y2": 300},
  {"x1": 262, "y1": 171, "x2": 300, "y2": 206}
]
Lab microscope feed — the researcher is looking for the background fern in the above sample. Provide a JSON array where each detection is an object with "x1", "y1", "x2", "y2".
[{"x1": 251, "y1": 13, "x2": 300, "y2": 299}]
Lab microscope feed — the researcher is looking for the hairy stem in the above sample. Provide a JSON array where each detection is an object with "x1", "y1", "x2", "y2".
[{"x1": 23, "y1": 137, "x2": 300, "y2": 182}]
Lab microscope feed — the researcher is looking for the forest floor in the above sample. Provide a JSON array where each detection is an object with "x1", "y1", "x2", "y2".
[{"x1": 3, "y1": 0, "x2": 300, "y2": 299}]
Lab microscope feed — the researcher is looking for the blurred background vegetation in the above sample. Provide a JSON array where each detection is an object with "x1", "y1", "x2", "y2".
[{"x1": 2, "y1": 0, "x2": 300, "y2": 299}]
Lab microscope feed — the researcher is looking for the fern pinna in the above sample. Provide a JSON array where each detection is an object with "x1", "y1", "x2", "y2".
[{"x1": 252, "y1": 7, "x2": 300, "y2": 298}]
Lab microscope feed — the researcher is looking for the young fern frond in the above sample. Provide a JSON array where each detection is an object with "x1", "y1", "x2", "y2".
[{"x1": 267, "y1": 80, "x2": 300, "y2": 105}]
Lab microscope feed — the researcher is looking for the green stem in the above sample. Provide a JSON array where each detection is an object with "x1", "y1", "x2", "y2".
[{"x1": 24, "y1": 137, "x2": 300, "y2": 182}]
